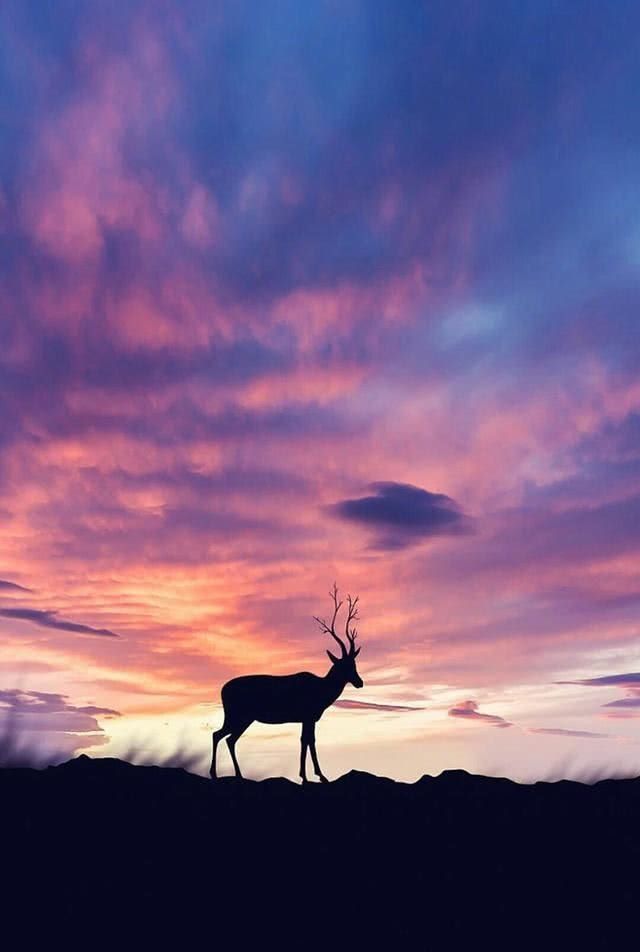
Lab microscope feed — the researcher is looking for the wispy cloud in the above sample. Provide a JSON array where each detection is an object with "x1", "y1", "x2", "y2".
[
  {"x1": 602, "y1": 698, "x2": 640, "y2": 710},
  {"x1": 334, "y1": 699, "x2": 423, "y2": 713},
  {"x1": 0, "y1": 579, "x2": 33, "y2": 594},
  {"x1": 0, "y1": 608, "x2": 119, "y2": 638},
  {"x1": 557, "y1": 672, "x2": 640, "y2": 718},
  {"x1": 448, "y1": 700, "x2": 513, "y2": 729},
  {"x1": 556, "y1": 673, "x2": 640, "y2": 690},
  {"x1": 526, "y1": 728, "x2": 610, "y2": 739}
]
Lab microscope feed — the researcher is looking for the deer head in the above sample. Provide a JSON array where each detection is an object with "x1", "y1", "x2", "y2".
[{"x1": 314, "y1": 583, "x2": 363, "y2": 688}]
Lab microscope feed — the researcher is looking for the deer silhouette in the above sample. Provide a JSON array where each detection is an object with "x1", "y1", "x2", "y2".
[{"x1": 210, "y1": 584, "x2": 363, "y2": 782}]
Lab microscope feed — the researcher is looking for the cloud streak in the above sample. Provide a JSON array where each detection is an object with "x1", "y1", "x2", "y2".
[
  {"x1": 448, "y1": 700, "x2": 513, "y2": 729},
  {"x1": 334, "y1": 699, "x2": 423, "y2": 713},
  {"x1": 526, "y1": 728, "x2": 610, "y2": 739},
  {"x1": 0, "y1": 579, "x2": 33, "y2": 593},
  {"x1": 557, "y1": 672, "x2": 640, "y2": 718},
  {"x1": 557, "y1": 674, "x2": 640, "y2": 690},
  {"x1": 0, "y1": 608, "x2": 119, "y2": 638}
]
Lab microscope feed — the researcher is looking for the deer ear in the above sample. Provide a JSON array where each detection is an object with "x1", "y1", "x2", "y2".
[
  {"x1": 353, "y1": 646, "x2": 361, "y2": 658},
  {"x1": 327, "y1": 650, "x2": 340, "y2": 664}
]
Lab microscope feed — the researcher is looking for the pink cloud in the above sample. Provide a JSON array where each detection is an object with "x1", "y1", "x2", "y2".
[
  {"x1": 448, "y1": 700, "x2": 513, "y2": 729},
  {"x1": 334, "y1": 699, "x2": 423, "y2": 713}
]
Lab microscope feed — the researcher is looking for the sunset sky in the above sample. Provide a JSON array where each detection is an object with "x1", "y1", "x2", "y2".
[{"x1": 2, "y1": 1, "x2": 640, "y2": 782}]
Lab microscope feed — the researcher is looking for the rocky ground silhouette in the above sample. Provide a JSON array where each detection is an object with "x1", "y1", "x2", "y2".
[{"x1": 3, "y1": 755, "x2": 639, "y2": 946}]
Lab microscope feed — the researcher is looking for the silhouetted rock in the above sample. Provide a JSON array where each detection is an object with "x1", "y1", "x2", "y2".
[{"x1": 2, "y1": 755, "x2": 639, "y2": 946}]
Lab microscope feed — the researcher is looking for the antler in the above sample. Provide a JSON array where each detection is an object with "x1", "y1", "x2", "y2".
[
  {"x1": 314, "y1": 584, "x2": 362, "y2": 657},
  {"x1": 345, "y1": 593, "x2": 359, "y2": 655},
  {"x1": 313, "y1": 582, "x2": 348, "y2": 656}
]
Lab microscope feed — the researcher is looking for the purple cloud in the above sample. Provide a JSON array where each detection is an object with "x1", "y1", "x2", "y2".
[
  {"x1": 0, "y1": 579, "x2": 33, "y2": 593},
  {"x1": 0, "y1": 608, "x2": 119, "y2": 638},
  {"x1": 0, "y1": 689, "x2": 119, "y2": 720},
  {"x1": 0, "y1": 689, "x2": 120, "y2": 767},
  {"x1": 556, "y1": 673, "x2": 640, "y2": 718},
  {"x1": 556, "y1": 673, "x2": 640, "y2": 690}
]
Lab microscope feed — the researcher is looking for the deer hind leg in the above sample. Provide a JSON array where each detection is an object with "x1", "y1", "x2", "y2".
[
  {"x1": 300, "y1": 723, "x2": 311, "y2": 783},
  {"x1": 308, "y1": 722, "x2": 329, "y2": 784},
  {"x1": 226, "y1": 720, "x2": 252, "y2": 779},
  {"x1": 210, "y1": 722, "x2": 231, "y2": 779}
]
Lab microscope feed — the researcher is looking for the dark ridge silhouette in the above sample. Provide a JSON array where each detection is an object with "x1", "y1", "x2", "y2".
[
  {"x1": 211, "y1": 584, "x2": 363, "y2": 781},
  {"x1": 3, "y1": 755, "x2": 640, "y2": 946}
]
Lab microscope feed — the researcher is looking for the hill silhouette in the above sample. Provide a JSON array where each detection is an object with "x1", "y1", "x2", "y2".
[{"x1": 2, "y1": 755, "x2": 639, "y2": 946}]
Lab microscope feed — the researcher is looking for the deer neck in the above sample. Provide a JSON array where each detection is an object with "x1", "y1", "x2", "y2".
[{"x1": 323, "y1": 665, "x2": 348, "y2": 707}]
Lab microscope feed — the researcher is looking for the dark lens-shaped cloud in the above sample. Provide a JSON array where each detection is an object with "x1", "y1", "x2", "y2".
[
  {"x1": 332, "y1": 481, "x2": 471, "y2": 549},
  {"x1": 0, "y1": 608, "x2": 119, "y2": 638}
]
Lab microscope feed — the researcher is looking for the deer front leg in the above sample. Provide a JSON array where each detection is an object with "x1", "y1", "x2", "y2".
[
  {"x1": 300, "y1": 722, "x2": 311, "y2": 783},
  {"x1": 226, "y1": 720, "x2": 251, "y2": 779},
  {"x1": 308, "y1": 721, "x2": 329, "y2": 784}
]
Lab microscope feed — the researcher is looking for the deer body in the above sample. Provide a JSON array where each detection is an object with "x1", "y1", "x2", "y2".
[
  {"x1": 221, "y1": 669, "x2": 348, "y2": 724},
  {"x1": 210, "y1": 585, "x2": 363, "y2": 783}
]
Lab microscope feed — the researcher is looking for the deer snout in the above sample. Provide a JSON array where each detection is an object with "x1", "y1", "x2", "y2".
[{"x1": 353, "y1": 675, "x2": 364, "y2": 688}]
